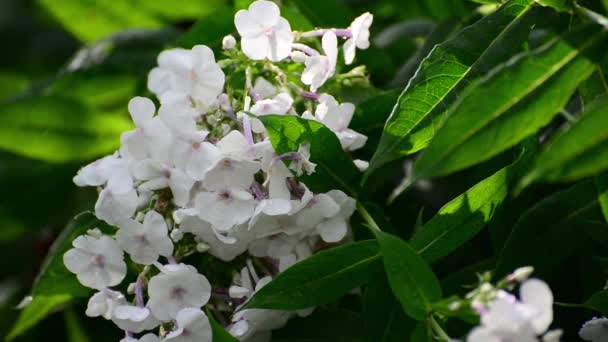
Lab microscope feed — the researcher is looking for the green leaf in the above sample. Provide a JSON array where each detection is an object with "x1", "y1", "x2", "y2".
[
  {"x1": 413, "y1": 25, "x2": 605, "y2": 179},
  {"x1": 6, "y1": 294, "x2": 72, "y2": 341},
  {"x1": 536, "y1": 0, "x2": 571, "y2": 11},
  {"x1": 376, "y1": 232, "x2": 442, "y2": 320},
  {"x1": 208, "y1": 311, "x2": 239, "y2": 342},
  {"x1": 363, "y1": 275, "x2": 413, "y2": 342},
  {"x1": 64, "y1": 309, "x2": 91, "y2": 342},
  {"x1": 520, "y1": 94, "x2": 608, "y2": 188},
  {"x1": 245, "y1": 240, "x2": 381, "y2": 310},
  {"x1": 259, "y1": 115, "x2": 361, "y2": 196},
  {"x1": 273, "y1": 309, "x2": 364, "y2": 342},
  {"x1": 367, "y1": 0, "x2": 538, "y2": 177},
  {"x1": 34, "y1": 212, "x2": 112, "y2": 297},
  {"x1": 596, "y1": 172, "x2": 608, "y2": 223},
  {"x1": 496, "y1": 181, "x2": 603, "y2": 278},
  {"x1": 0, "y1": 96, "x2": 132, "y2": 163},
  {"x1": 584, "y1": 289, "x2": 608, "y2": 316},
  {"x1": 38, "y1": 0, "x2": 223, "y2": 42},
  {"x1": 411, "y1": 140, "x2": 535, "y2": 263}
]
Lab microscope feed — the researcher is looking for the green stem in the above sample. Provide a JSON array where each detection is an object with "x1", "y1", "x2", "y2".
[
  {"x1": 356, "y1": 202, "x2": 382, "y2": 233},
  {"x1": 430, "y1": 316, "x2": 451, "y2": 342},
  {"x1": 554, "y1": 301, "x2": 584, "y2": 309}
]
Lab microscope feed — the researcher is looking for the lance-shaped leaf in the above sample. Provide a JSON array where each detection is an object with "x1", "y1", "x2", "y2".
[
  {"x1": 366, "y1": 0, "x2": 537, "y2": 177},
  {"x1": 376, "y1": 232, "x2": 442, "y2": 320},
  {"x1": 519, "y1": 95, "x2": 608, "y2": 189},
  {"x1": 584, "y1": 289, "x2": 608, "y2": 316},
  {"x1": 496, "y1": 181, "x2": 603, "y2": 279},
  {"x1": 6, "y1": 213, "x2": 112, "y2": 340},
  {"x1": 245, "y1": 240, "x2": 381, "y2": 310},
  {"x1": 363, "y1": 274, "x2": 414, "y2": 342},
  {"x1": 414, "y1": 25, "x2": 606, "y2": 179},
  {"x1": 411, "y1": 140, "x2": 536, "y2": 264},
  {"x1": 259, "y1": 115, "x2": 362, "y2": 196}
]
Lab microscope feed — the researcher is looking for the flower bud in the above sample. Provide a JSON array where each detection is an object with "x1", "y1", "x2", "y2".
[
  {"x1": 222, "y1": 35, "x2": 237, "y2": 50},
  {"x1": 170, "y1": 229, "x2": 183, "y2": 242},
  {"x1": 127, "y1": 282, "x2": 136, "y2": 294},
  {"x1": 196, "y1": 242, "x2": 210, "y2": 253},
  {"x1": 290, "y1": 51, "x2": 307, "y2": 63},
  {"x1": 507, "y1": 266, "x2": 534, "y2": 283}
]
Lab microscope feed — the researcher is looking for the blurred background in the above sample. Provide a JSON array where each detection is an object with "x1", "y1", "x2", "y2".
[{"x1": 2, "y1": 0, "x2": 607, "y2": 341}]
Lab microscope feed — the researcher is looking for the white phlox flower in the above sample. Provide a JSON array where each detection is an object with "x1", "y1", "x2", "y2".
[
  {"x1": 164, "y1": 308, "x2": 212, "y2": 342},
  {"x1": 121, "y1": 334, "x2": 160, "y2": 342},
  {"x1": 235, "y1": 0, "x2": 294, "y2": 61},
  {"x1": 73, "y1": 154, "x2": 132, "y2": 194},
  {"x1": 580, "y1": 317, "x2": 608, "y2": 342},
  {"x1": 120, "y1": 97, "x2": 172, "y2": 163},
  {"x1": 467, "y1": 279, "x2": 556, "y2": 342},
  {"x1": 86, "y1": 289, "x2": 126, "y2": 319},
  {"x1": 94, "y1": 186, "x2": 139, "y2": 225},
  {"x1": 111, "y1": 304, "x2": 160, "y2": 333},
  {"x1": 131, "y1": 159, "x2": 196, "y2": 208},
  {"x1": 305, "y1": 94, "x2": 367, "y2": 151},
  {"x1": 116, "y1": 210, "x2": 174, "y2": 265},
  {"x1": 63, "y1": 234, "x2": 127, "y2": 290},
  {"x1": 147, "y1": 263, "x2": 211, "y2": 321},
  {"x1": 301, "y1": 31, "x2": 338, "y2": 92},
  {"x1": 148, "y1": 45, "x2": 225, "y2": 106},
  {"x1": 180, "y1": 216, "x2": 252, "y2": 262},
  {"x1": 344, "y1": 12, "x2": 373, "y2": 65}
]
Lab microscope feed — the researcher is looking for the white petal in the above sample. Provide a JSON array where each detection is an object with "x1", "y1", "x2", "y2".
[
  {"x1": 242, "y1": 35, "x2": 270, "y2": 61},
  {"x1": 520, "y1": 278, "x2": 553, "y2": 334},
  {"x1": 317, "y1": 217, "x2": 347, "y2": 243},
  {"x1": 128, "y1": 97, "x2": 155, "y2": 127}
]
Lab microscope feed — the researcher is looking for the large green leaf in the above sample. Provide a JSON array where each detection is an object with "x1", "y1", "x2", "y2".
[
  {"x1": 410, "y1": 140, "x2": 535, "y2": 264},
  {"x1": 363, "y1": 275, "x2": 413, "y2": 342},
  {"x1": 64, "y1": 309, "x2": 91, "y2": 342},
  {"x1": 245, "y1": 240, "x2": 381, "y2": 310},
  {"x1": 273, "y1": 309, "x2": 364, "y2": 342},
  {"x1": 413, "y1": 26, "x2": 605, "y2": 179},
  {"x1": 6, "y1": 294, "x2": 72, "y2": 341},
  {"x1": 259, "y1": 115, "x2": 362, "y2": 196},
  {"x1": 7, "y1": 213, "x2": 112, "y2": 340},
  {"x1": 596, "y1": 172, "x2": 608, "y2": 223},
  {"x1": 519, "y1": 94, "x2": 608, "y2": 188},
  {"x1": 376, "y1": 232, "x2": 442, "y2": 320},
  {"x1": 584, "y1": 289, "x2": 608, "y2": 316},
  {"x1": 39, "y1": 0, "x2": 225, "y2": 42},
  {"x1": 367, "y1": 0, "x2": 537, "y2": 177},
  {"x1": 208, "y1": 311, "x2": 239, "y2": 342},
  {"x1": 496, "y1": 181, "x2": 603, "y2": 278},
  {"x1": 0, "y1": 95, "x2": 132, "y2": 163}
]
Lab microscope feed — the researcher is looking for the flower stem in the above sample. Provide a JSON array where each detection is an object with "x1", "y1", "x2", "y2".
[{"x1": 356, "y1": 202, "x2": 381, "y2": 233}]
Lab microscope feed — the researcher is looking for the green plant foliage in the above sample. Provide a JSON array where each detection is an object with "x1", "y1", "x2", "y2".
[
  {"x1": 496, "y1": 181, "x2": 603, "y2": 278},
  {"x1": 520, "y1": 94, "x2": 608, "y2": 188},
  {"x1": 367, "y1": 0, "x2": 537, "y2": 177},
  {"x1": 38, "y1": 0, "x2": 226, "y2": 42},
  {"x1": 375, "y1": 231, "x2": 442, "y2": 320},
  {"x1": 260, "y1": 115, "x2": 362, "y2": 196},
  {"x1": 363, "y1": 275, "x2": 413, "y2": 342},
  {"x1": 413, "y1": 25, "x2": 606, "y2": 179},
  {"x1": 6, "y1": 213, "x2": 111, "y2": 340},
  {"x1": 245, "y1": 240, "x2": 381, "y2": 310},
  {"x1": 273, "y1": 309, "x2": 364, "y2": 342}
]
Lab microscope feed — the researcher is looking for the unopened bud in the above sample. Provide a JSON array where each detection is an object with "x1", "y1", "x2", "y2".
[
  {"x1": 507, "y1": 266, "x2": 534, "y2": 283},
  {"x1": 290, "y1": 51, "x2": 307, "y2": 63},
  {"x1": 196, "y1": 242, "x2": 210, "y2": 253},
  {"x1": 127, "y1": 282, "x2": 136, "y2": 294},
  {"x1": 170, "y1": 229, "x2": 183, "y2": 242},
  {"x1": 222, "y1": 35, "x2": 237, "y2": 50},
  {"x1": 87, "y1": 228, "x2": 103, "y2": 238}
]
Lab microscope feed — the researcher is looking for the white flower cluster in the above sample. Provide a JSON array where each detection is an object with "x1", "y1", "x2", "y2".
[
  {"x1": 64, "y1": 1, "x2": 372, "y2": 341},
  {"x1": 463, "y1": 268, "x2": 561, "y2": 342}
]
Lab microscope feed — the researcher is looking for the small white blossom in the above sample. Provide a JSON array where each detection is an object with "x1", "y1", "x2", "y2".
[
  {"x1": 164, "y1": 308, "x2": 212, "y2": 342},
  {"x1": 223, "y1": 34, "x2": 237, "y2": 50},
  {"x1": 73, "y1": 154, "x2": 132, "y2": 194},
  {"x1": 580, "y1": 317, "x2": 608, "y2": 342},
  {"x1": 116, "y1": 210, "x2": 174, "y2": 265},
  {"x1": 111, "y1": 304, "x2": 160, "y2": 333},
  {"x1": 95, "y1": 187, "x2": 139, "y2": 226},
  {"x1": 235, "y1": 0, "x2": 294, "y2": 61},
  {"x1": 63, "y1": 235, "x2": 127, "y2": 290},
  {"x1": 301, "y1": 31, "x2": 338, "y2": 92},
  {"x1": 148, "y1": 263, "x2": 211, "y2": 321},
  {"x1": 344, "y1": 12, "x2": 373, "y2": 65},
  {"x1": 288, "y1": 144, "x2": 317, "y2": 176},
  {"x1": 148, "y1": 45, "x2": 225, "y2": 106},
  {"x1": 86, "y1": 289, "x2": 126, "y2": 319},
  {"x1": 195, "y1": 188, "x2": 256, "y2": 231}
]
